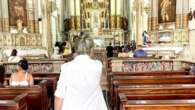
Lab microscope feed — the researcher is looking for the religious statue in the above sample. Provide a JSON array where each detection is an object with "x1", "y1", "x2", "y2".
[
  {"x1": 160, "y1": 0, "x2": 172, "y2": 22},
  {"x1": 14, "y1": 1, "x2": 25, "y2": 20},
  {"x1": 16, "y1": 18, "x2": 23, "y2": 32},
  {"x1": 142, "y1": 31, "x2": 151, "y2": 46}
]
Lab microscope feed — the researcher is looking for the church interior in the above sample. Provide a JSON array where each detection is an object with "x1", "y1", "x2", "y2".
[{"x1": 1, "y1": 0, "x2": 195, "y2": 110}]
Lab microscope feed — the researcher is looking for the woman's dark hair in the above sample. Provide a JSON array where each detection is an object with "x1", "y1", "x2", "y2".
[
  {"x1": 0, "y1": 65, "x2": 5, "y2": 84},
  {"x1": 17, "y1": 59, "x2": 29, "y2": 71},
  {"x1": 11, "y1": 49, "x2": 17, "y2": 56}
]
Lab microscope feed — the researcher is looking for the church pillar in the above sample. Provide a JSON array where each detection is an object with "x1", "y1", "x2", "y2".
[
  {"x1": 147, "y1": 0, "x2": 152, "y2": 31},
  {"x1": 37, "y1": 0, "x2": 43, "y2": 34},
  {"x1": 176, "y1": 0, "x2": 182, "y2": 28},
  {"x1": 116, "y1": 0, "x2": 122, "y2": 29},
  {"x1": 182, "y1": 0, "x2": 189, "y2": 29},
  {"x1": 34, "y1": 0, "x2": 39, "y2": 33},
  {"x1": 1, "y1": 0, "x2": 9, "y2": 32},
  {"x1": 69, "y1": 0, "x2": 75, "y2": 30},
  {"x1": 42, "y1": 0, "x2": 52, "y2": 55},
  {"x1": 127, "y1": 0, "x2": 132, "y2": 40},
  {"x1": 0, "y1": 0, "x2": 2, "y2": 32},
  {"x1": 135, "y1": 0, "x2": 143, "y2": 45},
  {"x1": 27, "y1": 0, "x2": 35, "y2": 33},
  {"x1": 151, "y1": 0, "x2": 158, "y2": 31},
  {"x1": 110, "y1": 0, "x2": 116, "y2": 28},
  {"x1": 75, "y1": 0, "x2": 81, "y2": 30}
]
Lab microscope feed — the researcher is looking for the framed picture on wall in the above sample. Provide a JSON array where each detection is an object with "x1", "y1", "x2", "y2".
[
  {"x1": 8, "y1": 0, "x2": 28, "y2": 27},
  {"x1": 158, "y1": 0, "x2": 176, "y2": 23}
]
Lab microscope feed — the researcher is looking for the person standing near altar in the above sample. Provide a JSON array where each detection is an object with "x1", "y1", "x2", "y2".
[{"x1": 8, "y1": 49, "x2": 22, "y2": 63}]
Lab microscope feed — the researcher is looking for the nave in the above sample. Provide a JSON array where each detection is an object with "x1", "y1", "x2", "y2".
[
  {"x1": 1, "y1": 56, "x2": 195, "y2": 110},
  {"x1": 1, "y1": 0, "x2": 195, "y2": 110}
]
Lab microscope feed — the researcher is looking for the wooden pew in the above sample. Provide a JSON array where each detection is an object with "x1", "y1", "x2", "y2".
[
  {"x1": 0, "y1": 80, "x2": 48, "y2": 110},
  {"x1": 119, "y1": 93, "x2": 195, "y2": 110},
  {"x1": 110, "y1": 75, "x2": 195, "y2": 109},
  {"x1": 108, "y1": 71, "x2": 189, "y2": 99},
  {"x1": 0, "y1": 93, "x2": 27, "y2": 110},
  {"x1": 5, "y1": 73, "x2": 59, "y2": 109},
  {"x1": 112, "y1": 75, "x2": 195, "y2": 85},
  {"x1": 114, "y1": 84, "x2": 195, "y2": 110},
  {"x1": 111, "y1": 75, "x2": 195, "y2": 100},
  {"x1": 108, "y1": 71, "x2": 189, "y2": 90}
]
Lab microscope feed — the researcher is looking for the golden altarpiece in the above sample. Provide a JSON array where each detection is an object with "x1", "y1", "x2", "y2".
[{"x1": 133, "y1": 0, "x2": 190, "y2": 59}]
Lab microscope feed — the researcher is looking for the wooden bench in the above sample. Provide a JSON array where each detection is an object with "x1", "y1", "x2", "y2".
[
  {"x1": 0, "y1": 93, "x2": 27, "y2": 110},
  {"x1": 5, "y1": 74, "x2": 58, "y2": 109},
  {"x1": 113, "y1": 84, "x2": 195, "y2": 110},
  {"x1": 0, "y1": 80, "x2": 48, "y2": 110},
  {"x1": 119, "y1": 93, "x2": 195, "y2": 110},
  {"x1": 108, "y1": 71, "x2": 189, "y2": 90},
  {"x1": 110, "y1": 75, "x2": 195, "y2": 109},
  {"x1": 5, "y1": 73, "x2": 59, "y2": 109},
  {"x1": 112, "y1": 75, "x2": 195, "y2": 85},
  {"x1": 108, "y1": 71, "x2": 189, "y2": 99},
  {"x1": 111, "y1": 75, "x2": 195, "y2": 100}
]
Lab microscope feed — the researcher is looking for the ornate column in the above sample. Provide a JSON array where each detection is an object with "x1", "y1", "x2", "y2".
[
  {"x1": 135, "y1": 0, "x2": 143, "y2": 45},
  {"x1": 147, "y1": 0, "x2": 152, "y2": 31},
  {"x1": 69, "y1": 0, "x2": 75, "y2": 30},
  {"x1": 151, "y1": 0, "x2": 158, "y2": 31},
  {"x1": 182, "y1": 0, "x2": 189, "y2": 29},
  {"x1": 110, "y1": 0, "x2": 116, "y2": 28},
  {"x1": 34, "y1": 0, "x2": 39, "y2": 33},
  {"x1": 0, "y1": 0, "x2": 2, "y2": 32},
  {"x1": 37, "y1": 0, "x2": 43, "y2": 34},
  {"x1": 42, "y1": 0, "x2": 52, "y2": 55},
  {"x1": 75, "y1": 0, "x2": 81, "y2": 30},
  {"x1": 176, "y1": 0, "x2": 182, "y2": 28},
  {"x1": 116, "y1": 0, "x2": 122, "y2": 29},
  {"x1": 27, "y1": 0, "x2": 35, "y2": 33},
  {"x1": 1, "y1": 0, "x2": 9, "y2": 32}
]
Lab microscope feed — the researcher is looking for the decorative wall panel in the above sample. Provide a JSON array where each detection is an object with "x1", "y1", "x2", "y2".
[{"x1": 0, "y1": 33, "x2": 42, "y2": 47}]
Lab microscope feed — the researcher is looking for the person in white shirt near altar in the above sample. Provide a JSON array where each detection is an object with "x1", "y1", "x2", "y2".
[
  {"x1": 8, "y1": 49, "x2": 22, "y2": 63},
  {"x1": 54, "y1": 34, "x2": 108, "y2": 110}
]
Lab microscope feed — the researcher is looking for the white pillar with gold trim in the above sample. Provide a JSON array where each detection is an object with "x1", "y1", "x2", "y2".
[
  {"x1": 69, "y1": 0, "x2": 75, "y2": 30},
  {"x1": 1, "y1": 0, "x2": 9, "y2": 32},
  {"x1": 182, "y1": 0, "x2": 189, "y2": 29},
  {"x1": 42, "y1": 0, "x2": 52, "y2": 54},
  {"x1": 110, "y1": 0, "x2": 116, "y2": 28},
  {"x1": 176, "y1": 0, "x2": 182, "y2": 28},
  {"x1": 0, "y1": 0, "x2": 2, "y2": 32},
  {"x1": 75, "y1": 0, "x2": 81, "y2": 30}
]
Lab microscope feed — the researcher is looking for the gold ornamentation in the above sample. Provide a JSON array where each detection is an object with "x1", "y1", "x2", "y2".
[
  {"x1": 0, "y1": 33, "x2": 42, "y2": 47},
  {"x1": 175, "y1": 14, "x2": 181, "y2": 29},
  {"x1": 151, "y1": 17, "x2": 157, "y2": 30},
  {"x1": 0, "y1": 18, "x2": 2, "y2": 32},
  {"x1": 34, "y1": 21, "x2": 39, "y2": 33},
  {"x1": 75, "y1": 16, "x2": 81, "y2": 30},
  {"x1": 110, "y1": 16, "x2": 116, "y2": 28},
  {"x1": 182, "y1": 14, "x2": 188, "y2": 29},
  {"x1": 70, "y1": 17, "x2": 75, "y2": 30},
  {"x1": 116, "y1": 16, "x2": 122, "y2": 29},
  {"x1": 148, "y1": 17, "x2": 152, "y2": 31}
]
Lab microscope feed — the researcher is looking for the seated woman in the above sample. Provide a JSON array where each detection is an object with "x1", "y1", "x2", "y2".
[
  {"x1": 9, "y1": 59, "x2": 34, "y2": 86},
  {"x1": 8, "y1": 49, "x2": 22, "y2": 63}
]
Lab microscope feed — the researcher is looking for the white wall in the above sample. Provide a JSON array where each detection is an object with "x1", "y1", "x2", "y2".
[
  {"x1": 189, "y1": 30, "x2": 195, "y2": 60},
  {"x1": 188, "y1": 0, "x2": 195, "y2": 60}
]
